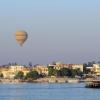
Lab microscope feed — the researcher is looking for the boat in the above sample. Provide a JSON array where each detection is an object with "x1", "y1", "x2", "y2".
[{"x1": 85, "y1": 80, "x2": 100, "y2": 88}]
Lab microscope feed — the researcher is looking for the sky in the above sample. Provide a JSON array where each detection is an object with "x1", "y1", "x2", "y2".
[{"x1": 0, "y1": 0, "x2": 100, "y2": 65}]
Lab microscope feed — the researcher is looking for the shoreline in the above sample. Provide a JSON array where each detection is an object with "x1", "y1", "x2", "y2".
[{"x1": 0, "y1": 78, "x2": 86, "y2": 84}]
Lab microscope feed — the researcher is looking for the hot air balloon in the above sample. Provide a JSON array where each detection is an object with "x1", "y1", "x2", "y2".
[{"x1": 15, "y1": 31, "x2": 28, "y2": 46}]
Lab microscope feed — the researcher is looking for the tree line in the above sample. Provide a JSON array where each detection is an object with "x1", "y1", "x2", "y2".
[{"x1": 48, "y1": 66, "x2": 83, "y2": 78}]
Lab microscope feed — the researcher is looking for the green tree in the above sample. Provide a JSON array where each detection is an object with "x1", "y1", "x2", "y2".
[
  {"x1": 48, "y1": 66, "x2": 57, "y2": 76},
  {"x1": 87, "y1": 61, "x2": 95, "y2": 67},
  {"x1": 0, "y1": 73, "x2": 3, "y2": 78},
  {"x1": 56, "y1": 68, "x2": 83, "y2": 77},
  {"x1": 83, "y1": 63, "x2": 88, "y2": 73},
  {"x1": 56, "y1": 68, "x2": 71, "y2": 77},
  {"x1": 26, "y1": 71, "x2": 39, "y2": 80},
  {"x1": 29, "y1": 62, "x2": 32, "y2": 66},
  {"x1": 15, "y1": 71, "x2": 24, "y2": 79},
  {"x1": 56, "y1": 70, "x2": 62, "y2": 76},
  {"x1": 70, "y1": 69, "x2": 76, "y2": 77},
  {"x1": 70, "y1": 69, "x2": 83, "y2": 78},
  {"x1": 61, "y1": 68, "x2": 69, "y2": 76}
]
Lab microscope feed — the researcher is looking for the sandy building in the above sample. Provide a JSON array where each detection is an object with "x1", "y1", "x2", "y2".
[
  {"x1": 92, "y1": 64, "x2": 100, "y2": 75},
  {"x1": 1, "y1": 65, "x2": 30, "y2": 79},
  {"x1": 71, "y1": 64, "x2": 83, "y2": 72},
  {"x1": 33, "y1": 65, "x2": 48, "y2": 75}
]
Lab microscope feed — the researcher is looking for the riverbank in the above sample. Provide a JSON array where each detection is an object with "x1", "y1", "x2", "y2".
[
  {"x1": 34, "y1": 77, "x2": 81, "y2": 83},
  {"x1": 0, "y1": 77, "x2": 87, "y2": 84}
]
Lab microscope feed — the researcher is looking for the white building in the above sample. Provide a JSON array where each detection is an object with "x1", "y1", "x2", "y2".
[
  {"x1": 10, "y1": 65, "x2": 24, "y2": 72},
  {"x1": 71, "y1": 64, "x2": 83, "y2": 72}
]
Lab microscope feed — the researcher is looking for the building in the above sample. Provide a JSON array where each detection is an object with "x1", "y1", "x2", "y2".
[
  {"x1": 92, "y1": 64, "x2": 100, "y2": 75},
  {"x1": 1, "y1": 65, "x2": 30, "y2": 79},
  {"x1": 48, "y1": 62, "x2": 83, "y2": 72},
  {"x1": 71, "y1": 64, "x2": 83, "y2": 72},
  {"x1": 0, "y1": 63, "x2": 84, "y2": 78},
  {"x1": 48, "y1": 62, "x2": 69, "y2": 70},
  {"x1": 33, "y1": 65, "x2": 48, "y2": 75}
]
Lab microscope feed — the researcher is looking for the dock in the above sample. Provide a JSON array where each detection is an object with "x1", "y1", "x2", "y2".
[{"x1": 85, "y1": 80, "x2": 100, "y2": 88}]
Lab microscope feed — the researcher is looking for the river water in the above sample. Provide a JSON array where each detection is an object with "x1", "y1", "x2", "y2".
[{"x1": 0, "y1": 83, "x2": 99, "y2": 100}]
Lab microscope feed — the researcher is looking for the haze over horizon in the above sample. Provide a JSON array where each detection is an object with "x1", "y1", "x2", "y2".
[{"x1": 0, "y1": 0, "x2": 100, "y2": 65}]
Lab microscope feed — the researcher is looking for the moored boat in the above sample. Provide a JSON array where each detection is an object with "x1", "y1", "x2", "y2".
[{"x1": 85, "y1": 80, "x2": 100, "y2": 88}]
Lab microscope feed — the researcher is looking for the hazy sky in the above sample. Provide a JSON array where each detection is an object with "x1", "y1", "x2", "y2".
[{"x1": 0, "y1": 0, "x2": 100, "y2": 65}]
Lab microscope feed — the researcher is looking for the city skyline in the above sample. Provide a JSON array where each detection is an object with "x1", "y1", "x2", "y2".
[{"x1": 0, "y1": 0, "x2": 100, "y2": 65}]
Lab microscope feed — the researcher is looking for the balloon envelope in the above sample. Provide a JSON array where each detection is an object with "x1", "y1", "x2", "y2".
[{"x1": 15, "y1": 31, "x2": 28, "y2": 46}]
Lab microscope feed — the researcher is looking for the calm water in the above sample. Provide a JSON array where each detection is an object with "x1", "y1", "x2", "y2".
[{"x1": 0, "y1": 83, "x2": 100, "y2": 100}]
